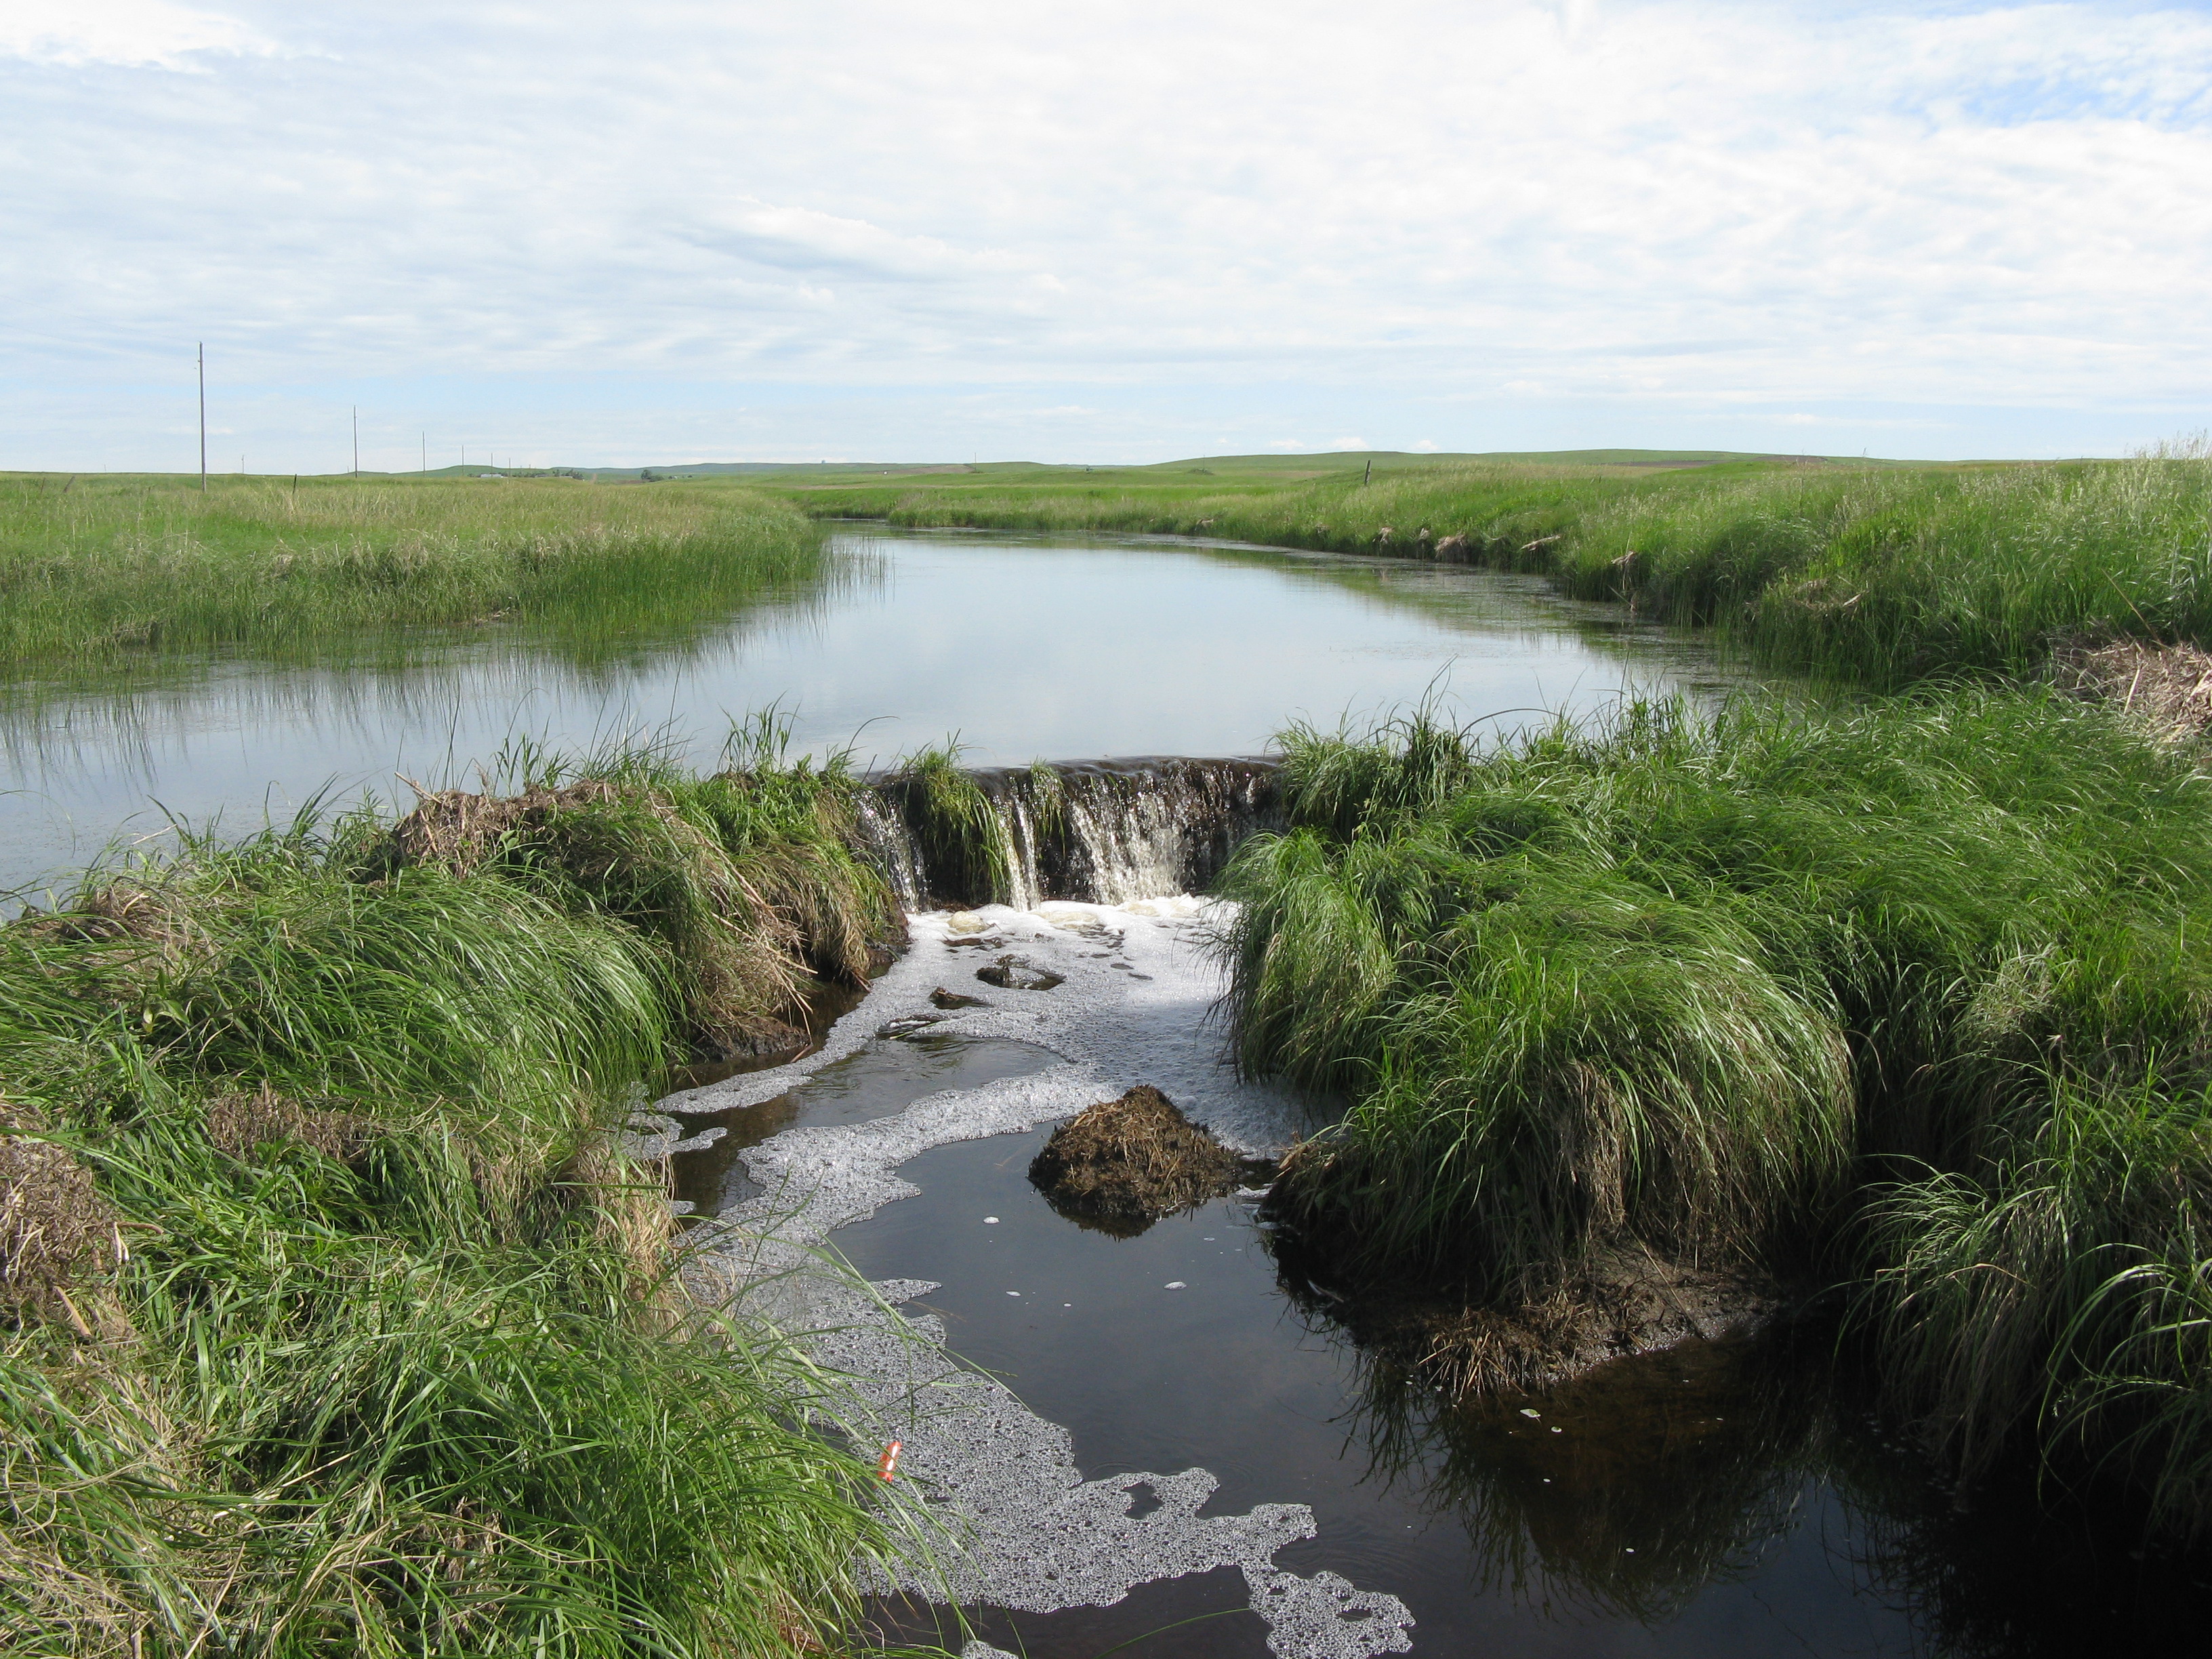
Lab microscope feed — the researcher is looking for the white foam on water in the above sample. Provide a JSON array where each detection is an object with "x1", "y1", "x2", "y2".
[{"x1": 661, "y1": 899, "x2": 1415, "y2": 1657}]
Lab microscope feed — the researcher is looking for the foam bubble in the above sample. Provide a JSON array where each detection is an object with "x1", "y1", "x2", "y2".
[{"x1": 678, "y1": 901, "x2": 1412, "y2": 1656}]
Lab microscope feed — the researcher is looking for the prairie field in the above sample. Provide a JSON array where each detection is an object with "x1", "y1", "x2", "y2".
[{"x1": 0, "y1": 474, "x2": 827, "y2": 668}]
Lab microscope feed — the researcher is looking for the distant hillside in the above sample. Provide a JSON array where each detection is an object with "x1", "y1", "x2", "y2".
[{"x1": 376, "y1": 447, "x2": 1893, "y2": 484}]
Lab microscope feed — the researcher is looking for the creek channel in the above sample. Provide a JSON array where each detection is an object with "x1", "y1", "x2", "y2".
[
  {"x1": 644, "y1": 787, "x2": 2212, "y2": 1658},
  {"x1": 0, "y1": 525, "x2": 1730, "y2": 895},
  {"x1": 12, "y1": 524, "x2": 2205, "y2": 1652}
]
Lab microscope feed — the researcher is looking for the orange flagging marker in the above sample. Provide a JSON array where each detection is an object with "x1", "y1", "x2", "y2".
[{"x1": 876, "y1": 1440, "x2": 903, "y2": 1481}]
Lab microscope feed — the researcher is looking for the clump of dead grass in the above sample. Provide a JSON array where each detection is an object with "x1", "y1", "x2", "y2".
[
  {"x1": 2054, "y1": 637, "x2": 2212, "y2": 743},
  {"x1": 1, "y1": 1103, "x2": 127, "y2": 1340},
  {"x1": 205, "y1": 1083, "x2": 376, "y2": 1166},
  {"x1": 1028, "y1": 1086, "x2": 1246, "y2": 1234}
]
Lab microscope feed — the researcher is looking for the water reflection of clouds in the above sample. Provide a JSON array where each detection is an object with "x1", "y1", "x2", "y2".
[{"x1": 1, "y1": 530, "x2": 1727, "y2": 889}]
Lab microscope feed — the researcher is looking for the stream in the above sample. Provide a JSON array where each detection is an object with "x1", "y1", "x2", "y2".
[
  {"x1": 11, "y1": 525, "x2": 2205, "y2": 1652},
  {"x1": 649, "y1": 888, "x2": 2212, "y2": 1659}
]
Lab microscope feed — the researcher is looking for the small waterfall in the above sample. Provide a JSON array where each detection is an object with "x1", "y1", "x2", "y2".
[{"x1": 862, "y1": 757, "x2": 1280, "y2": 909}]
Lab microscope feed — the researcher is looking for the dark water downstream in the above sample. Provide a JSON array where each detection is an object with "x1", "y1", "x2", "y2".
[
  {"x1": 674, "y1": 1033, "x2": 2212, "y2": 1659},
  {"x1": 0, "y1": 526, "x2": 1737, "y2": 893}
]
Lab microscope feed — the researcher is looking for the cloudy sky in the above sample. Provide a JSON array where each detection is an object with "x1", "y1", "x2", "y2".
[{"x1": 3, "y1": 0, "x2": 2209, "y2": 469}]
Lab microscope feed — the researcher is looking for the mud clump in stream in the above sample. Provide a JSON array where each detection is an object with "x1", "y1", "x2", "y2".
[
  {"x1": 1028, "y1": 1086, "x2": 1256, "y2": 1236},
  {"x1": 1277, "y1": 1239, "x2": 1786, "y2": 1399}
]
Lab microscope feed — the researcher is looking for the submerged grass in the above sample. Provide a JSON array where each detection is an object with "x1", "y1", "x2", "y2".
[
  {"x1": 1218, "y1": 692, "x2": 2212, "y2": 1541},
  {"x1": 0, "y1": 474, "x2": 828, "y2": 668},
  {"x1": 0, "y1": 735, "x2": 918, "y2": 1655}
]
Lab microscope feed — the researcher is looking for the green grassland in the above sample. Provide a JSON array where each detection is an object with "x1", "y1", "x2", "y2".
[
  {"x1": 767, "y1": 445, "x2": 2212, "y2": 689},
  {"x1": 1216, "y1": 693, "x2": 2212, "y2": 1546},
  {"x1": 0, "y1": 473, "x2": 827, "y2": 670},
  {"x1": 1, "y1": 730, "x2": 922, "y2": 1654}
]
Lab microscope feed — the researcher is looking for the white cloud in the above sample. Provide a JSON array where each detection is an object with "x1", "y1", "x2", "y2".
[
  {"x1": 1410, "y1": 438, "x2": 1440, "y2": 452},
  {"x1": 0, "y1": 0, "x2": 276, "y2": 67},
  {"x1": 1329, "y1": 437, "x2": 1371, "y2": 451},
  {"x1": 3, "y1": 1, "x2": 2211, "y2": 466}
]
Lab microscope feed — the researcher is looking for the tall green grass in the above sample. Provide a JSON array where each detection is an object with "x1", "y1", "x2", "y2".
[
  {"x1": 0, "y1": 744, "x2": 918, "y2": 1654},
  {"x1": 1218, "y1": 692, "x2": 2212, "y2": 1538},
  {"x1": 0, "y1": 474, "x2": 829, "y2": 668},
  {"x1": 805, "y1": 446, "x2": 2212, "y2": 687},
  {"x1": 1557, "y1": 445, "x2": 2212, "y2": 683}
]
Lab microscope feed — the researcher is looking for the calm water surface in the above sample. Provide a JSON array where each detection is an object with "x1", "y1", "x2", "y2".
[
  {"x1": 0, "y1": 527, "x2": 1734, "y2": 891},
  {"x1": 676, "y1": 1036, "x2": 2212, "y2": 1659}
]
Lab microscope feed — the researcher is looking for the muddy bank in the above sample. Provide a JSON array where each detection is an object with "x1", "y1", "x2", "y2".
[{"x1": 1272, "y1": 1233, "x2": 1788, "y2": 1397}]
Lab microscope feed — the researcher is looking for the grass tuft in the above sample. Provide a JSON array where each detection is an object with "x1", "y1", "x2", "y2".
[{"x1": 1221, "y1": 690, "x2": 2212, "y2": 1540}]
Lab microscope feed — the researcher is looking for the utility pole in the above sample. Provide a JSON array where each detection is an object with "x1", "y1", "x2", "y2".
[
  {"x1": 352, "y1": 407, "x2": 360, "y2": 476},
  {"x1": 197, "y1": 343, "x2": 207, "y2": 492}
]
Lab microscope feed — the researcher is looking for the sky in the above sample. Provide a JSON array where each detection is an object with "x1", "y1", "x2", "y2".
[{"x1": 2, "y1": 0, "x2": 2209, "y2": 470}]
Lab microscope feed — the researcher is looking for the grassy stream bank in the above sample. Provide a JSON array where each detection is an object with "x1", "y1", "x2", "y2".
[
  {"x1": 794, "y1": 453, "x2": 2212, "y2": 1551},
  {"x1": 0, "y1": 476, "x2": 828, "y2": 670},
  {"x1": 1, "y1": 734, "x2": 918, "y2": 1654},
  {"x1": 794, "y1": 446, "x2": 2212, "y2": 688}
]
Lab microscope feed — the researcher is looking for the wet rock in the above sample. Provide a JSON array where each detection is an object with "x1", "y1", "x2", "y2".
[
  {"x1": 877, "y1": 1013, "x2": 951, "y2": 1040},
  {"x1": 976, "y1": 954, "x2": 1065, "y2": 991},
  {"x1": 930, "y1": 986, "x2": 991, "y2": 1010},
  {"x1": 691, "y1": 1019, "x2": 810, "y2": 1067},
  {"x1": 1028, "y1": 1086, "x2": 1250, "y2": 1235}
]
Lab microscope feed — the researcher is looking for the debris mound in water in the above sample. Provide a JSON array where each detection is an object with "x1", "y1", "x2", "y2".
[
  {"x1": 1282, "y1": 1244, "x2": 1783, "y2": 1397},
  {"x1": 977, "y1": 954, "x2": 1065, "y2": 991},
  {"x1": 1029, "y1": 1086, "x2": 1242, "y2": 1233}
]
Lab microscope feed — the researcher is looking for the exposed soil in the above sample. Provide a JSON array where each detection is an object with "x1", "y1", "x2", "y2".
[
  {"x1": 1027, "y1": 1086, "x2": 1258, "y2": 1235},
  {"x1": 1276, "y1": 1242, "x2": 1788, "y2": 1399},
  {"x1": 689, "y1": 1019, "x2": 811, "y2": 1066},
  {"x1": 2055, "y1": 638, "x2": 2212, "y2": 743}
]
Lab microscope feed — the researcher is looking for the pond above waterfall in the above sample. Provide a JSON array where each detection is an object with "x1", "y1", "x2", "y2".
[{"x1": 0, "y1": 525, "x2": 1738, "y2": 894}]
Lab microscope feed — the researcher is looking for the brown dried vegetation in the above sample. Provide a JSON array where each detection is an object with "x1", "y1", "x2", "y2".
[
  {"x1": 2055, "y1": 636, "x2": 2212, "y2": 743},
  {"x1": 205, "y1": 1083, "x2": 376, "y2": 1166},
  {"x1": 1028, "y1": 1086, "x2": 1246, "y2": 1235},
  {"x1": 0, "y1": 1102, "x2": 128, "y2": 1340}
]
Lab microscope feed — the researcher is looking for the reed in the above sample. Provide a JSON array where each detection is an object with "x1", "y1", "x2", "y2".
[
  {"x1": 0, "y1": 743, "x2": 918, "y2": 1655},
  {"x1": 0, "y1": 474, "x2": 828, "y2": 668}
]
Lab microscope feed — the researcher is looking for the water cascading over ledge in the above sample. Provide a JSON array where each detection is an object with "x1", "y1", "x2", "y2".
[{"x1": 855, "y1": 757, "x2": 1280, "y2": 909}]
